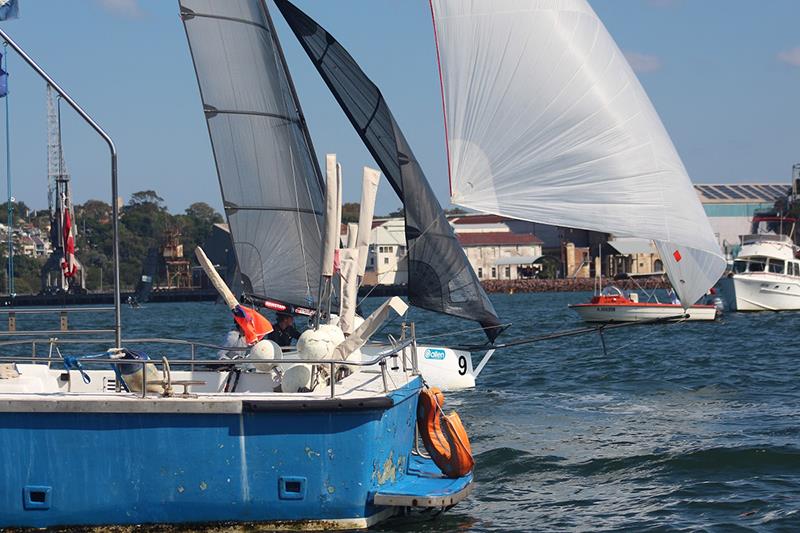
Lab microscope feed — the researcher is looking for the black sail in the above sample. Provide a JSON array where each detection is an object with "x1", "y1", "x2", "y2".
[
  {"x1": 180, "y1": 0, "x2": 325, "y2": 308},
  {"x1": 273, "y1": 0, "x2": 502, "y2": 340}
]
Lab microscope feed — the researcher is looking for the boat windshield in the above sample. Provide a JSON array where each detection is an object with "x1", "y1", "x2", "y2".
[
  {"x1": 601, "y1": 286, "x2": 625, "y2": 297},
  {"x1": 732, "y1": 259, "x2": 748, "y2": 273},
  {"x1": 768, "y1": 259, "x2": 785, "y2": 274},
  {"x1": 747, "y1": 257, "x2": 767, "y2": 272}
]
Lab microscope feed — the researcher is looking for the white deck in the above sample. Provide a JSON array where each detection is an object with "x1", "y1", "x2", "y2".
[{"x1": 0, "y1": 362, "x2": 416, "y2": 413}]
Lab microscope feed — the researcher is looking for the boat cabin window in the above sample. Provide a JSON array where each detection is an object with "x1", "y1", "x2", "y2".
[
  {"x1": 747, "y1": 257, "x2": 767, "y2": 272},
  {"x1": 733, "y1": 260, "x2": 748, "y2": 273},
  {"x1": 768, "y1": 259, "x2": 785, "y2": 274}
]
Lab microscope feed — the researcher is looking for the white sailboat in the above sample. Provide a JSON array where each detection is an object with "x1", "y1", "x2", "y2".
[{"x1": 428, "y1": 0, "x2": 726, "y2": 314}]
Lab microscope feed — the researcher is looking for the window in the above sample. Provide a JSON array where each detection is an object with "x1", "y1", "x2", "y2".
[
  {"x1": 732, "y1": 260, "x2": 748, "y2": 273},
  {"x1": 505, "y1": 266, "x2": 511, "y2": 278},
  {"x1": 387, "y1": 246, "x2": 394, "y2": 252},
  {"x1": 477, "y1": 267, "x2": 483, "y2": 278},
  {"x1": 748, "y1": 257, "x2": 767, "y2": 272},
  {"x1": 768, "y1": 259, "x2": 785, "y2": 274},
  {"x1": 384, "y1": 257, "x2": 389, "y2": 265},
  {"x1": 491, "y1": 267, "x2": 497, "y2": 278}
]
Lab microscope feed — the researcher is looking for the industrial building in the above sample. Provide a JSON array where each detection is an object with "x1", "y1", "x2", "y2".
[{"x1": 694, "y1": 183, "x2": 790, "y2": 255}]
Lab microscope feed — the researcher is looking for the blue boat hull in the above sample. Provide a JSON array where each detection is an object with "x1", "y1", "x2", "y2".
[{"x1": 0, "y1": 381, "x2": 423, "y2": 529}]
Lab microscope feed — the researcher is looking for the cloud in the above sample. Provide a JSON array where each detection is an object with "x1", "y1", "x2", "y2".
[
  {"x1": 95, "y1": 0, "x2": 144, "y2": 19},
  {"x1": 624, "y1": 51, "x2": 662, "y2": 73},
  {"x1": 777, "y1": 47, "x2": 800, "y2": 67}
]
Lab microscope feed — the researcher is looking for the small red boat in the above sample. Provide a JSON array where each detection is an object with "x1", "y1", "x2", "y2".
[{"x1": 569, "y1": 286, "x2": 719, "y2": 323}]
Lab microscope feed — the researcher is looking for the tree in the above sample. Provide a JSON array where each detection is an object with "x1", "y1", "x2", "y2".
[
  {"x1": 178, "y1": 202, "x2": 224, "y2": 259},
  {"x1": 341, "y1": 202, "x2": 360, "y2": 224},
  {"x1": 128, "y1": 190, "x2": 165, "y2": 208},
  {"x1": 385, "y1": 207, "x2": 404, "y2": 218}
]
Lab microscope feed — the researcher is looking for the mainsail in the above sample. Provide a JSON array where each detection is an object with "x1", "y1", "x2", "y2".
[
  {"x1": 430, "y1": 0, "x2": 726, "y2": 306},
  {"x1": 180, "y1": 0, "x2": 325, "y2": 307},
  {"x1": 274, "y1": 0, "x2": 502, "y2": 340}
]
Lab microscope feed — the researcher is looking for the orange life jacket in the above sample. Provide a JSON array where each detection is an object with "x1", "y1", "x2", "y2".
[{"x1": 417, "y1": 387, "x2": 474, "y2": 478}]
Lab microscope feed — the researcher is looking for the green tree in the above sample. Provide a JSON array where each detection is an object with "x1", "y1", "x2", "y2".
[
  {"x1": 341, "y1": 202, "x2": 360, "y2": 224},
  {"x1": 177, "y1": 202, "x2": 224, "y2": 259}
]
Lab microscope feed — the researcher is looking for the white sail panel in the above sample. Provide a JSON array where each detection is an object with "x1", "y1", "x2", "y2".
[
  {"x1": 180, "y1": 0, "x2": 325, "y2": 307},
  {"x1": 431, "y1": 0, "x2": 725, "y2": 305}
]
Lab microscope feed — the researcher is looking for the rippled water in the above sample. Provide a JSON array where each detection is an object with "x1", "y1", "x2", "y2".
[{"x1": 27, "y1": 292, "x2": 800, "y2": 531}]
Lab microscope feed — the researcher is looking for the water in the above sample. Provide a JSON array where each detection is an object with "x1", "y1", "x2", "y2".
[{"x1": 38, "y1": 293, "x2": 800, "y2": 531}]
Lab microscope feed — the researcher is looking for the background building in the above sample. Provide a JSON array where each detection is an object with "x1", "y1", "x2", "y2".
[
  {"x1": 362, "y1": 218, "x2": 407, "y2": 286},
  {"x1": 694, "y1": 183, "x2": 790, "y2": 255}
]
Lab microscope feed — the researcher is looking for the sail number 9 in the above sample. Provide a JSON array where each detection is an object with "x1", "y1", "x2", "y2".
[{"x1": 458, "y1": 355, "x2": 468, "y2": 375}]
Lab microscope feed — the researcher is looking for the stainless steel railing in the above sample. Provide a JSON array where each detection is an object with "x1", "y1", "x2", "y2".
[{"x1": 0, "y1": 336, "x2": 418, "y2": 399}]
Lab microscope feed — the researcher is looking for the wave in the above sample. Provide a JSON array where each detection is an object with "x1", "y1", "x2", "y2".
[{"x1": 473, "y1": 445, "x2": 800, "y2": 480}]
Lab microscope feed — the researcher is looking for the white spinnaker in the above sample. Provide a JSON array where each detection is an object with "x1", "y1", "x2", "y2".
[{"x1": 430, "y1": 0, "x2": 725, "y2": 306}]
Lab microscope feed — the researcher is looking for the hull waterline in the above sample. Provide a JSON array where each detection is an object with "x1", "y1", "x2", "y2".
[
  {"x1": 569, "y1": 303, "x2": 718, "y2": 323},
  {"x1": 718, "y1": 274, "x2": 800, "y2": 311}
]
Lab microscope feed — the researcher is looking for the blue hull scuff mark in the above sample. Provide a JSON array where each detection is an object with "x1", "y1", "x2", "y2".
[
  {"x1": 239, "y1": 412, "x2": 250, "y2": 503},
  {"x1": 0, "y1": 381, "x2": 423, "y2": 529}
]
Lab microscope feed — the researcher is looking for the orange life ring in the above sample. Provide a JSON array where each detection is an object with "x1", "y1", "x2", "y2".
[{"x1": 417, "y1": 387, "x2": 474, "y2": 478}]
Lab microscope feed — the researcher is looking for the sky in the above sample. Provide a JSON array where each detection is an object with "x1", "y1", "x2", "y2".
[{"x1": 0, "y1": 0, "x2": 798, "y2": 216}]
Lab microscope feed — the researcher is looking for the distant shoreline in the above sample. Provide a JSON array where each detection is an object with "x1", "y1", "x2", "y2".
[
  {"x1": 0, "y1": 278, "x2": 672, "y2": 307},
  {"x1": 480, "y1": 278, "x2": 671, "y2": 294}
]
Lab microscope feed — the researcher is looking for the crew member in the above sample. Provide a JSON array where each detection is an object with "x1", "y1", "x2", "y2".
[{"x1": 268, "y1": 312, "x2": 301, "y2": 347}]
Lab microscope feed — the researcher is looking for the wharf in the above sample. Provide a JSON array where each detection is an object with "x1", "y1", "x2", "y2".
[{"x1": 0, "y1": 288, "x2": 218, "y2": 307}]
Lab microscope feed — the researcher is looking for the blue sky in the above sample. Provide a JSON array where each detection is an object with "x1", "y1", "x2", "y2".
[{"x1": 0, "y1": 0, "x2": 798, "y2": 216}]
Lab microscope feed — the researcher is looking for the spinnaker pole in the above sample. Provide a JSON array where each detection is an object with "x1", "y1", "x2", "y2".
[{"x1": 0, "y1": 28, "x2": 122, "y2": 348}]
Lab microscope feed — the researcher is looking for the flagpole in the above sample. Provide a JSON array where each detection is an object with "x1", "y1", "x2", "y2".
[{"x1": 3, "y1": 43, "x2": 11, "y2": 297}]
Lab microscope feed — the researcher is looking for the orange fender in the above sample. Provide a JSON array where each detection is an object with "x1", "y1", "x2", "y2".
[{"x1": 417, "y1": 387, "x2": 474, "y2": 478}]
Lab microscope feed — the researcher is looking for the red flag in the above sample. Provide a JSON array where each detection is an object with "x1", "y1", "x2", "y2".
[
  {"x1": 60, "y1": 209, "x2": 78, "y2": 278},
  {"x1": 673, "y1": 250, "x2": 682, "y2": 262},
  {"x1": 233, "y1": 304, "x2": 273, "y2": 345}
]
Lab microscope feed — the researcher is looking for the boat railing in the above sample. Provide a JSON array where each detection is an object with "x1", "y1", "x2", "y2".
[
  {"x1": 741, "y1": 233, "x2": 794, "y2": 245},
  {"x1": 0, "y1": 336, "x2": 418, "y2": 399}
]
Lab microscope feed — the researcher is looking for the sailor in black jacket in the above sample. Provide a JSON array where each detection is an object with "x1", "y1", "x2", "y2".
[{"x1": 267, "y1": 312, "x2": 301, "y2": 347}]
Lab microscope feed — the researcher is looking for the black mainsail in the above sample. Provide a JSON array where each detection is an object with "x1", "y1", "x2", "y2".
[
  {"x1": 273, "y1": 0, "x2": 502, "y2": 340},
  {"x1": 180, "y1": 0, "x2": 325, "y2": 308}
]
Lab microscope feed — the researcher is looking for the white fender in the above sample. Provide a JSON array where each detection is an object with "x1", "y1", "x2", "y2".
[{"x1": 248, "y1": 339, "x2": 282, "y2": 373}]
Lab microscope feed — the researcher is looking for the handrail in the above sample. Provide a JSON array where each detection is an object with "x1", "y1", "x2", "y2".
[
  {"x1": 0, "y1": 29, "x2": 122, "y2": 349},
  {"x1": 0, "y1": 338, "x2": 417, "y2": 399},
  {"x1": 741, "y1": 234, "x2": 794, "y2": 245},
  {"x1": 0, "y1": 340, "x2": 413, "y2": 369}
]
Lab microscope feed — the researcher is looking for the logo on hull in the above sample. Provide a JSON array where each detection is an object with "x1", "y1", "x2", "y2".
[{"x1": 423, "y1": 348, "x2": 446, "y2": 360}]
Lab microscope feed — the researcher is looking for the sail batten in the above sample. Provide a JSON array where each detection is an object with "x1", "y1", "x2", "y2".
[
  {"x1": 274, "y1": 0, "x2": 502, "y2": 340},
  {"x1": 431, "y1": 0, "x2": 726, "y2": 306},
  {"x1": 180, "y1": 0, "x2": 324, "y2": 307}
]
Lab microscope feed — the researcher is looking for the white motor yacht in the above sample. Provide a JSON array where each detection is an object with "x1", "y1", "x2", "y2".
[{"x1": 718, "y1": 232, "x2": 800, "y2": 311}]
